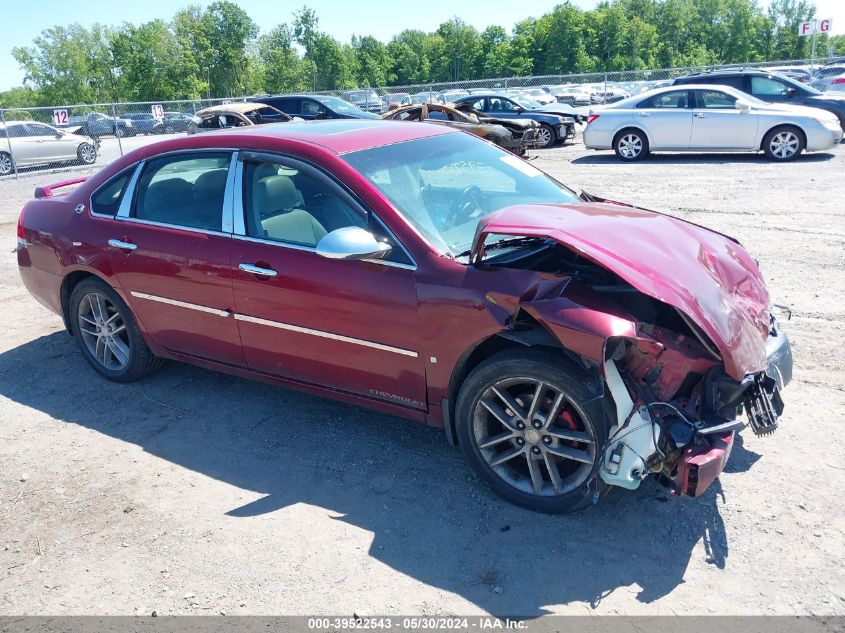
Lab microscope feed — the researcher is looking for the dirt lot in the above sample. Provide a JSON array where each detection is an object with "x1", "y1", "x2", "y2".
[{"x1": 0, "y1": 134, "x2": 844, "y2": 617}]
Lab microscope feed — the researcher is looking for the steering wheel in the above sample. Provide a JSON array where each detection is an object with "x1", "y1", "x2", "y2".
[{"x1": 445, "y1": 185, "x2": 490, "y2": 229}]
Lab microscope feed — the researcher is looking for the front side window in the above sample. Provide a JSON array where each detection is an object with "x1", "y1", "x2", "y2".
[
  {"x1": 343, "y1": 132, "x2": 581, "y2": 258},
  {"x1": 637, "y1": 90, "x2": 689, "y2": 108},
  {"x1": 698, "y1": 90, "x2": 737, "y2": 109},
  {"x1": 750, "y1": 76, "x2": 789, "y2": 97},
  {"x1": 134, "y1": 153, "x2": 231, "y2": 231},
  {"x1": 243, "y1": 159, "x2": 366, "y2": 248}
]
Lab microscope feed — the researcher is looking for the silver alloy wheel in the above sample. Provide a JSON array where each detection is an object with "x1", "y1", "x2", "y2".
[
  {"x1": 769, "y1": 131, "x2": 800, "y2": 159},
  {"x1": 537, "y1": 126, "x2": 554, "y2": 147},
  {"x1": 79, "y1": 143, "x2": 97, "y2": 164},
  {"x1": 164, "y1": 125, "x2": 175, "y2": 134},
  {"x1": 115, "y1": 127, "x2": 126, "y2": 138},
  {"x1": 0, "y1": 153, "x2": 11, "y2": 176},
  {"x1": 472, "y1": 377, "x2": 597, "y2": 496},
  {"x1": 618, "y1": 133, "x2": 643, "y2": 158},
  {"x1": 77, "y1": 292, "x2": 131, "y2": 371}
]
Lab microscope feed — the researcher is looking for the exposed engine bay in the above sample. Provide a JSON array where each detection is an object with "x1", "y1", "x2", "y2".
[{"x1": 486, "y1": 236, "x2": 792, "y2": 497}]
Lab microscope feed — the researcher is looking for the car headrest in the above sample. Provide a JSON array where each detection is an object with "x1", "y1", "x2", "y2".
[
  {"x1": 140, "y1": 178, "x2": 193, "y2": 216},
  {"x1": 254, "y1": 175, "x2": 298, "y2": 213},
  {"x1": 193, "y1": 168, "x2": 228, "y2": 201}
]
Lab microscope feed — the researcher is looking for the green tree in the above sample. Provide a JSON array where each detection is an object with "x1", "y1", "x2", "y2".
[
  {"x1": 259, "y1": 24, "x2": 309, "y2": 94},
  {"x1": 202, "y1": 1, "x2": 258, "y2": 97}
]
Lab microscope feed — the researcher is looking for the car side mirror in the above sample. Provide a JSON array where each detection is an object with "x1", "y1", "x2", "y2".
[
  {"x1": 316, "y1": 226, "x2": 392, "y2": 261},
  {"x1": 785, "y1": 87, "x2": 797, "y2": 98},
  {"x1": 737, "y1": 100, "x2": 751, "y2": 113}
]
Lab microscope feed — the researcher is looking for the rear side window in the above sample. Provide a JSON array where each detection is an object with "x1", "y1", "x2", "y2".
[
  {"x1": 91, "y1": 170, "x2": 132, "y2": 216},
  {"x1": 133, "y1": 153, "x2": 231, "y2": 231},
  {"x1": 637, "y1": 90, "x2": 689, "y2": 108}
]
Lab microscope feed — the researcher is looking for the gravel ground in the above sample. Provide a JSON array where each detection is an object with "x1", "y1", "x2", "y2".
[{"x1": 0, "y1": 132, "x2": 843, "y2": 617}]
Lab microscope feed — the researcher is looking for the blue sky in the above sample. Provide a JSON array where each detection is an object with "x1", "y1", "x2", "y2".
[
  {"x1": 0, "y1": 0, "x2": 592, "y2": 90},
  {"x1": 2, "y1": 0, "x2": 843, "y2": 91}
]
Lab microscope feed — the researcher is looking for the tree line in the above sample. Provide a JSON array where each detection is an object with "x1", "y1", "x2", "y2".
[{"x1": 2, "y1": 0, "x2": 844, "y2": 107}]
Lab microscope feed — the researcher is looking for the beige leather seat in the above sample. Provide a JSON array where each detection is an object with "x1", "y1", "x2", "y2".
[{"x1": 261, "y1": 210, "x2": 327, "y2": 246}]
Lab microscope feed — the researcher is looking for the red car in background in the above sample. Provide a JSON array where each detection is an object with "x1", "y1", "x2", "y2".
[{"x1": 16, "y1": 120, "x2": 791, "y2": 513}]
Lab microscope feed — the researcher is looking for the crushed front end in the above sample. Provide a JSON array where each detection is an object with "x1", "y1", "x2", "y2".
[{"x1": 472, "y1": 202, "x2": 795, "y2": 499}]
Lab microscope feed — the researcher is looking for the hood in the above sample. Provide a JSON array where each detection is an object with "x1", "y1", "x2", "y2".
[
  {"x1": 534, "y1": 103, "x2": 578, "y2": 116},
  {"x1": 472, "y1": 203, "x2": 771, "y2": 380}
]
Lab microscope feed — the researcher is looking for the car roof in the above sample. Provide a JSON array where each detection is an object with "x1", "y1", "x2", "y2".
[
  {"x1": 197, "y1": 102, "x2": 273, "y2": 115},
  {"x1": 128, "y1": 119, "x2": 456, "y2": 156}
]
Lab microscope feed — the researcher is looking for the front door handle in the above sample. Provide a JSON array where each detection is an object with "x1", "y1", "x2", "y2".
[
  {"x1": 636, "y1": 112, "x2": 651, "y2": 117},
  {"x1": 108, "y1": 239, "x2": 137, "y2": 251},
  {"x1": 239, "y1": 263, "x2": 278, "y2": 278},
  {"x1": 695, "y1": 113, "x2": 708, "y2": 118}
]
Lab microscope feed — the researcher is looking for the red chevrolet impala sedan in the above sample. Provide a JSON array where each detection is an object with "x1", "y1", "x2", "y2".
[{"x1": 17, "y1": 120, "x2": 792, "y2": 512}]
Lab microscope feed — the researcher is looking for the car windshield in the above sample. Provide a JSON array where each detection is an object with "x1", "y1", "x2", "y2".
[
  {"x1": 315, "y1": 95, "x2": 363, "y2": 114},
  {"x1": 343, "y1": 132, "x2": 580, "y2": 258}
]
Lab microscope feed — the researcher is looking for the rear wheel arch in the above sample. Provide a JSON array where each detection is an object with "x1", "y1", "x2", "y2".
[
  {"x1": 613, "y1": 126, "x2": 652, "y2": 147},
  {"x1": 61, "y1": 270, "x2": 122, "y2": 335}
]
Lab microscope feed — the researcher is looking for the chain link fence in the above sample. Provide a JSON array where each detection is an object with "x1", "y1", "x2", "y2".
[{"x1": 0, "y1": 57, "x2": 825, "y2": 184}]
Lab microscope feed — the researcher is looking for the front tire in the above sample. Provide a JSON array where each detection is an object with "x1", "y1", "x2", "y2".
[
  {"x1": 0, "y1": 151, "x2": 12, "y2": 176},
  {"x1": 763, "y1": 125, "x2": 804, "y2": 161},
  {"x1": 455, "y1": 348, "x2": 609, "y2": 513},
  {"x1": 69, "y1": 278, "x2": 162, "y2": 382},
  {"x1": 614, "y1": 128, "x2": 649, "y2": 161},
  {"x1": 536, "y1": 124, "x2": 556, "y2": 148},
  {"x1": 77, "y1": 142, "x2": 97, "y2": 165}
]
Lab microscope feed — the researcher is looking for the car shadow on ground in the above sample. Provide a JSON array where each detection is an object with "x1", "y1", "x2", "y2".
[
  {"x1": 571, "y1": 152, "x2": 838, "y2": 165},
  {"x1": 0, "y1": 332, "x2": 762, "y2": 616}
]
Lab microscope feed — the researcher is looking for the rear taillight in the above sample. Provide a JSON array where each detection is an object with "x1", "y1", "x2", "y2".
[
  {"x1": 833, "y1": 77, "x2": 845, "y2": 84},
  {"x1": 16, "y1": 206, "x2": 27, "y2": 249},
  {"x1": 586, "y1": 114, "x2": 600, "y2": 124}
]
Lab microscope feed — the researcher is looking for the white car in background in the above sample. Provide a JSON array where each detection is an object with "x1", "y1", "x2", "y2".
[
  {"x1": 0, "y1": 121, "x2": 98, "y2": 176},
  {"x1": 583, "y1": 84, "x2": 842, "y2": 161}
]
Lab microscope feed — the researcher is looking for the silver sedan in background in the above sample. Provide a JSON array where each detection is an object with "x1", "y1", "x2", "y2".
[
  {"x1": 0, "y1": 121, "x2": 98, "y2": 176},
  {"x1": 583, "y1": 84, "x2": 842, "y2": 161}
]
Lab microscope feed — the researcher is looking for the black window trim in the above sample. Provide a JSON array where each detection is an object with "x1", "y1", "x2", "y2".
[{"x1": 234, "y1": 149, "x2": 417, "y2": 270}]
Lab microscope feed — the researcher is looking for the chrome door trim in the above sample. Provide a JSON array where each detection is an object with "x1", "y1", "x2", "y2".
[
  {"x1": 234, "y1": 313, "x2": 419, "y2": 358},
  {"x1": 232, "y1": 158, "x2": 246, "y2": 235},
  {"x1": 115, "y1": 216, "x2": 232, "y2": 237},
  {"x1": 129, "y1": 291, "x2": 231, "y2": 318},
  {"x1": 116, "y1": 162, "x2": 145, "y2": 219},
  {"x1": 221, "y1": 153, "x2": 238, "y2": 233},
  {"x1": 239, "y1": 263, "x2": 278, "y2": 277}
]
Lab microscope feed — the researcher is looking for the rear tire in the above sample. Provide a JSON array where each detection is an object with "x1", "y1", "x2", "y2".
[
  {"x1": 614, "y1": 128, "x2": 649, "y2": 161},
  {"x1": 455, "y1": 348, "x2": 609, "y2": 513},
  {"x1": 69, "y1": 278, "x2": 162, "y2": 383},
  {"x1": 762, "y1": 125, "x2": 804, "y2": 161}
]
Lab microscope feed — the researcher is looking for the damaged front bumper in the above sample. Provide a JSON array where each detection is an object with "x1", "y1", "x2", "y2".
[{"x1": 599, "y1": 317, "x2": 793, "y2": 497}]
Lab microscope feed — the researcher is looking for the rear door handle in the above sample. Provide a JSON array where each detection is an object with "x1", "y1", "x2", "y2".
[
  {"x1": 636, "y1": 112, "x2": 651, "y2": 117},
  {"x1": 239, "y1": 263, "x2": 278, "y2": 278},
  {"x1": 695, "y1": 113, "x2": 708, "y2": 118},
  {"x1": 108, "y1": 239, "x2": 137, "y2": 251}
]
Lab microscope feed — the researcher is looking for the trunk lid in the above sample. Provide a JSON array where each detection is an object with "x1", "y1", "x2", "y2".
[{"x1": 472, "y1": 203, "x2": 771, "y2": 379}]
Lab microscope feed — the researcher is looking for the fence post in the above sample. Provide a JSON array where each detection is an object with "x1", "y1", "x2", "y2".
[
  {"x1": 111, "y1": 103, "x2": 124, "y2": 157},
  {"x1": 0, "y1": 108, "x2": 19, "y2": 179}
]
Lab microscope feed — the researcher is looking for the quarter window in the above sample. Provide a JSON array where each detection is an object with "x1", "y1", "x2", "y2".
[
  {"x1": 92, "y1": 169, "x2": 133, "y2": 216},
  {"x1": 134, "y1": 153, "x2": 231, "y2": 231}
]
